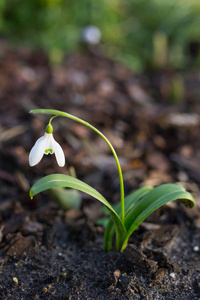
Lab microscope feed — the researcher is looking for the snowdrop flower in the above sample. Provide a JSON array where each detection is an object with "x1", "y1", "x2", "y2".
[{"x1": 29, "y1": 124, "x2": 65, "y2": 167}]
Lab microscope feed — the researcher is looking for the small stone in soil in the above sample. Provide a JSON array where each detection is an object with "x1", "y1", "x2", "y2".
[{"x1": 169, "y1": 272, "x2": 176, "y2": 279}]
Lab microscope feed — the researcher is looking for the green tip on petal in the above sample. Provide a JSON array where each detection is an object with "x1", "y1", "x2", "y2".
[
  {"x1": 45, "y1": 149, "x2": 53, "y2": 154},
  {"x1": 46, "y1": 124, "x2": 53, "y2": 134}
]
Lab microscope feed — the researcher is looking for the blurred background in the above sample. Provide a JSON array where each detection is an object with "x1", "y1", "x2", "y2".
[{"x1": 1, "y1": 0, "x2": 200, "y2": 71}]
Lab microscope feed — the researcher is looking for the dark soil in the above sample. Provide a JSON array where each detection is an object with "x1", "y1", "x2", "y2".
[{"x1": 0, "y1": 43, "x2": 200, "y2": 299}]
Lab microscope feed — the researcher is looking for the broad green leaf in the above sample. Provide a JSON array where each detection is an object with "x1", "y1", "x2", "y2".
[
  {"x1": 103, "y1": 186, "x2": 153, "y2": 251},
  {"x1": 103, "y1": 225, "x2": 116, "y2": 252},
  {"x1": 124, "y1": 184, "x2": 194, "y2": 230},
  {"x1": 121, "y1": 184, "x2": 195, "y2": 251},
  {"x1": 30, "y1": 174, "x2": 127, "y2": 249},
  {"x1": 124, "y1": 186, "x2": 154, "y2": 215}
]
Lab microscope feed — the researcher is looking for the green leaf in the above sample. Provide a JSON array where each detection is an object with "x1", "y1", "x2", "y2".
[
  {"x1": 30, "y1": 174, "x2": 127, "y2": 249},
  {"x1": 124, "y1": 186, "x2": 154, "y2": 215},
  {"x1": 50, "y1": 188, "x2": 82, "y2": 211},
  {"x1": 103, "y1": 186, "x2": 153, "y2": 251},
  {"x1": 120, "y1": 184, "x2": 195, "y2": 251}
]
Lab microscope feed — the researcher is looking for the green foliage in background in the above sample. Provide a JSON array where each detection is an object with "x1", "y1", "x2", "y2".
[{"x1": 1, "y1": 0, "x2": 200, "y2": 70}]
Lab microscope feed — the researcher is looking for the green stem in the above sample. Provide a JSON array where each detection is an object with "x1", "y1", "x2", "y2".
[
  {"x1": 49, "y1": 116, "x2": 58, "y2": 124},
  {"x1": 30, "y1": 109, "x2": 125, "y2": 223}
]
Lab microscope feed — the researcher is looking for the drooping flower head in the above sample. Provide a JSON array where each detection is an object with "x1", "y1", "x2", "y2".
[{"x1": 29, "y1": 123, "x2": 65, "y2": 167}]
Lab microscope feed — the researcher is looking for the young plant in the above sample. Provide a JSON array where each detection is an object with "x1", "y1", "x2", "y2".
[{"x1": 29, "y1": 109, "x2": 195, "y2": 252}]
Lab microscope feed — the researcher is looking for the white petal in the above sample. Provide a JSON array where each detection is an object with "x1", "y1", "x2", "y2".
[
  {"x1": 29, "y1": 135, "x2": 46, "y2": 166},
  {"x1": 44, "y1": 133, "x2": 54, "y2": 155},
  {"x1": 52, "y1": 138, "x2": 65, "y2": 167}
]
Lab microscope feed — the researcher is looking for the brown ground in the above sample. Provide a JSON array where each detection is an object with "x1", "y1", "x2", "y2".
[{"x1": 0, "y1": 43, "x2": 200, "y2": 299}]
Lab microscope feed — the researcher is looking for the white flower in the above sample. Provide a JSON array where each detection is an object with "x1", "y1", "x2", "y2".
[{"x1": 29, "y1": 132, "x2": 65, "y2": 167}]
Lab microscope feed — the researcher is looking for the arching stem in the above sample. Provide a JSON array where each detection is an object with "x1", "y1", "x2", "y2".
[{"x1": 30, "y1": 109, "x2": 125, "y2": 223}]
